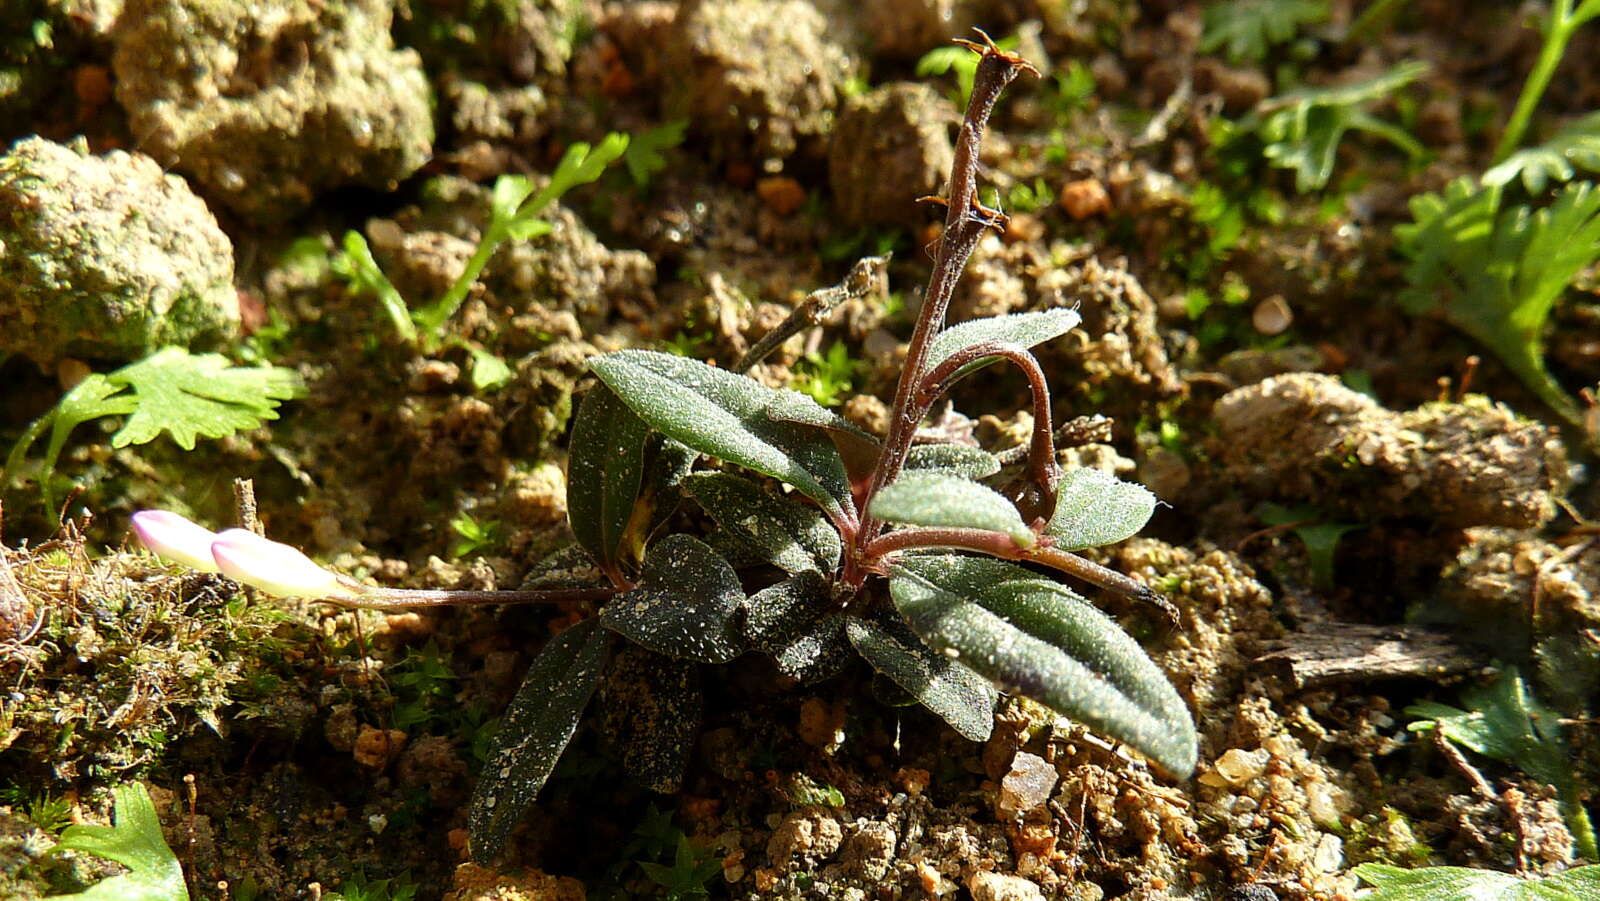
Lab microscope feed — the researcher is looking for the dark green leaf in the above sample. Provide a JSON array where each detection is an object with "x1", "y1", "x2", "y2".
[
  {"x1": 846, "y1": 614, "x2": 997, "y2": 741},
  {"x1": 1353, "y1": 863, "x2": 1600, "y2": 901},
  {"x1": 905, "y1": 443, "x2": 1000, "y2": 479},
  {"x1": 744, "y1": 574, "x2": 853, "y2": 683},
  {"x1": 590, "y1": 351, "x2": 853, "y2": 522},
  {"x1": 567, "y1": 383, "x2": 651, "y2": 570},
  {"x1": 870, "y1": 472, "x2": 1034, "y2": 545},
  {"x1": 762, "y1": 390, "x2": 882, "y2": 493},
  {"x1": 772, "y1": 614, "x2": 853, "y2": 684},
  {"x1": 683, "y1": 472, "x2": 841, "y2": 574},
  {"x1": 1045, "y1": 468, "x2": 1158, "y2": 550},
  {"x1": 519, "y1": 543, "x2": 607, "y2": 591},
  {"x1": 926, "y1": 309, "x2": 1081, "y2": 381},
  {"x1": 890, "y1": 555, "x2": 1196, "y2": 777},
  {"x1": 469, "y1": 619, "x2": 608, "y2": 863},
  {"x1": 600, "y1": 535, "x2": 745, "y2": 663},
  {"x1": 598, "y1": 644, "x2": 702, "y2": 793}
]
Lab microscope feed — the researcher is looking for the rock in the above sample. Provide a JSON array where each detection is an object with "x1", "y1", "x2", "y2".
[
  {"x1": 1214, "y1": 373, "x2": 1568, "y2": 529},
  {"x1": 829, "y1": 82, "x2": 955, "y2": 228},
  {"x1": 665, "y1": 0, "x2": 854, "y2": 160},
  {"x1": 444, "y1": 863, "x2": 587, "y2": 901},
  {"x1": 766, "y1": 808, "x2": 843, "y2": 871},
  {"x1": 841, "y1": 821, "x2": 897, "y2": 881},
  {"x1": 856, "y1": 0, "x2": 970, "y2": 60},
  {"x1": 112, "y1": 0, "x2": 433, "y2": 222},
  {"x1": 997, "y1": 752, "x2": 1057, "y2": 818},
  {"x1": 0, "y1": 137, "x2": 239, "y2": 363},
  {"x1": 968, "y1": 871, "x2": 1046, "y2": 901}
]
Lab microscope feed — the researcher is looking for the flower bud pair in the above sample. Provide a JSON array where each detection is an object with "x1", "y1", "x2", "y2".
[{"x1": 130, "y1": 510, "x2": 358, "y2": 599}]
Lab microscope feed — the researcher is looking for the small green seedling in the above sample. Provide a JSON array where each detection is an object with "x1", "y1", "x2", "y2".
[
  {"x1": 1490, "y1": 0, "x2": 1600, "y2": 166},
  {"x1": 2, "y1": 347, "x2": 303, "y2": 511},
  {"x1": 1407, "y1": 668, "x2": 1597, "y2": 860},
  {"x1": 624, "y1": 120, "x2": 689, "y2": 190},
  {"x1": 790, "y1": 340, "x2": 862, "y2": 407},
  {"x1": 49, "y1": 782, "x2": 189, "y2": 901},
  {"x1": 1199, "y1": 0, "x2": 1328, "y2": 62},
  {"x1": 638, "y1": 835, "x2": 723, "y2": 901},
  {"x1": 1255, "y1": 502, "x2": 1362, "y2": 591},
  {"x1": 336, "y1": 134, "x2": 629, "y2": 352},
  {"x1": 1354, "y1": 862, "x2": 1600, "y2": 900}
]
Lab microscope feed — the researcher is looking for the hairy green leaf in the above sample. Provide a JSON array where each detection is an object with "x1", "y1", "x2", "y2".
[
  {"x1": 1399, "y1": 177, "x2": 1600, "y2": 429},
  {"x1": 846, "y1": 614, "x2": 997, "y2": 741},
  {"x1": 1353, "y1": 863, "x2": 1600, "y2": 901},
  {"x1": 469, "y1": 620, "x2": 608, "y2": 863},
  {"x1": 926, "y1": 309, "x2": 1082, "y2": 381},
  {"x1": 567, "y1": 383, "x2": 651, "y2": 570},
  {"x1": 51, "y1": 783, "x2": 189, "y2": 901},
  {"x1": 905, "y1": 443, "x2": 1001, "y2": 479},
  {"x1": 590, "y1": 350, "x2": 853, "y2": 522},
  {"x1": 598, "y1": 644, "x2": 702, "y2": 793},
  {"x1": 890, "y1": 555, "x2": 1196, "y2": 777},
  {"x1": 762, "y1": 390, "x2": 882, "y2": 492},
  {"x1": 1045, "y1": 468, "x2": 1158, "y2": 550},
  {"x1": 744, "y1": 573, "x2": 853, "y2": 683},
  {"x1": 870, "y1": 471, "x2": 1034, "y2": 546},
  {"x1": 1485, "y1": 111, "x2": 1600, "y2": 194},
  {"x1": 683, "y1": 472, "x2": 841, "y2": 574},
  {"x1": 600, "y1": 534, "x2": 745, "y2": 663}
]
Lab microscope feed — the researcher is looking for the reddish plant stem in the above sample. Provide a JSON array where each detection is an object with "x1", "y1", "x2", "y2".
[
  {"x1": 322, "y1": 585, "x2": 620, "y2": 610},
  {"x1": 855, "y1": 43, "x2": 1033, "y2": 555},
  {"x1": 861, "y1": 526, "x2": 1164, "y2": 608},
  {"x1": 914, "y1": 340, "x2": 1058, "y2": 498}
]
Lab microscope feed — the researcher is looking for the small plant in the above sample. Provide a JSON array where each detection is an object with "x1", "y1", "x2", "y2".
[
  {"x1": 638, "y1": 835, "x2": 722, "y2": 900},
  {"x1": 131, "y1": 37, "x2": 1198, "y2": 869},
  {"x1": 1200, "y1": 0, "x2": 1328, "y2": 62},
  {"x1": 335, "y1": 134, "x2": 629, "y2": 352},
  {"x1": 1222, "y1": 62, "x2": 1428, "y2": 193},
  {"x1": 2, "y1": 347, "x2": 303, "y2": 511},
  {"x1": 1398, "y1": 177, "x2": 1600, "y2": 432},
  {"x1": 2, "y1": 786, "x2": 72, "y2": 833},
  {"x1": 1407, "y1": 668, "x2": 1597, "y2": 860},
  {"x1": 624, "y1": 120, "x2": 689, "y2": 190},
  {"x1": 49, "y1": 782, "x2": 189, "y2": 901},
  {"x1": 1489, "y1": 0, "x2": 1600, "y2": 166},
  {"x1": 1353, "y1": 862, "x2": 1600, "y2": 900},
  {"x1": 449, "y1": 512, "x2": 505, "y2": 558},
  {"x1": 790, "y1": 340, "x2": 862, "y2": 407},
  {"x1": 324, "y1": 874, "x2": 420, "y2": 901}
]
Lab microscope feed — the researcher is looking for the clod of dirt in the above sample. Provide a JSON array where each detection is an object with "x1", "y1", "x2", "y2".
[
  {"x1": 854, "y1": 0, "x2": 971, "y2": 60},
  {"x1": 1214, "y1": 373, "x2": 1568, "y2": 529},
  {"x1": 0, "y1": 137, "x2": 239, "y2": 364},
  {"x1": 767, "y1": 807, "x2": 844, "y2": 872},
  {"x1": 665, "y1": 0, "x2": 855, "y2": 161},
  {"x1": 841, "y1": 821, "x2": 897, "y2": 881},
  {"x1": 443, "y1": 862, "x2": 586, "y2": 901},
  {"x1": 111, "y1": 0, "x2": 433, "y2": 222},
  {"x1": 829, "y1": 83, "x2": 955, "y2": 228},
  {"x1": 968, "y1": 870, "x2": 1046, "y2": 901},
  {"x1": 997, "y1": 752, "x2": 1057, "y2": 819}
]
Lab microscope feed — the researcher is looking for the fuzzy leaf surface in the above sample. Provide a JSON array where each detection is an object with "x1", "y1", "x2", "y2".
[
  {"x1": 600, "y1": 534, "x2": 744, "y2": 663},
  {"x1": 846, "y1": 614, "x2": 997, "y2": 741},
  {"x1": 1045, "y1": 468, "x2": 1158, "y2": 550},
  {"x1": 51, "y1": 783, "x2": 188, "y2": 901},
  {"x1": 567, "y1": 384, "x2": 650, "y2": 570},
  {"x1": 598, "y1": 644, "x2": 702, "y2": 792},
  {"x1": 926, "y1": 309, "x2": 1081, "y2": 381},
  {"x1": 1352, "y1": 863, "x2": 1600, "y2": 901},
  {"x1": 590, "y1": 351, "x2": 852, "y2": 521},
  {"x1": 683, "y1": 472, "x2": 840, "y2": 574},
  {"x1": 745, "y1": 573, "x2": 853, "y2": 683},
  {"x1": 871, "y1": 471, "x2": 1034, "y2": 545},
  {"x1": 905, "y1": 443, "x2": 1001, "y2": 479},
  {"x1": 890, "y1": 555, "x2": 1196, "y2": 777},
  {"x1": 469, "y1": 619, "x2": 608, "y2": 864},
  {"x1": 763, "y1": 390, "x2": 881, "y2": 491}
]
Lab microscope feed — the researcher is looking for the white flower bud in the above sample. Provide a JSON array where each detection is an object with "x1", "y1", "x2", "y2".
[
  {"x1": 130, "y1": 510, "x2": 222, "y2": 573},
  {"x1": 210, "y1": 528, "x2": 354, "y2": 599}
]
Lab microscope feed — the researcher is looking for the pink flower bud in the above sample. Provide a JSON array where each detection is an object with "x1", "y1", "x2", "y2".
[
  {"x1": 210, "y1": 528, "x2": 354, "y2": 599},
  {"x1": 130, "y1": 510, "x2": 222, "y2": 573}
]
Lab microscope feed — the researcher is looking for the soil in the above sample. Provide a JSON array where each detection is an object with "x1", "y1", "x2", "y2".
[{"x1": 2, "y1": 1, "x2": 1598, "y2": 899}]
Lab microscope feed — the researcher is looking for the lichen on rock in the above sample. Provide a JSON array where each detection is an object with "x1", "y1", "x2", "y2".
[
  {"x1": 111, "y1": 0, "x2": 434, "y2": 222},
  {"x1": 0, "y1": 136, "x2": 239, "y2": 363}
]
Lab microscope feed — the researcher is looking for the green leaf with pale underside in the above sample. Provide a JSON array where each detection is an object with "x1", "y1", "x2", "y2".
[
  {"x1": 890, "y1": 555, "x2": 1196, "y2": 777},
  {"x1": 51, "y1": 783, "x2": 189, "y2": 901},
  {"x1": 1046, "y1": 468, "x2": 1158, "y2": 550},
  {"x1": 600, "y1": 534, "x2": 745, "y2": 663},
  {"x1": 905, "y1": 443, "x2": 1001, "y2": 479},
  {"x1": 846, "y1": 614, "x2": 997, "y2": 741},
  {"x1": 870, "y1": 471, "x2": 1034, "y2": 545},
  {"x1": 683, "y1": 472, "x2": 840, "y2": 574},
  {"x1": 590, "y1": 350, "x2": 852, "y2": 522},
  {"x1": 567, "y1": 383, "x2": 650, "y2": 569},
  {"x1": 468, "y1": 619, "x2": 607, "y2": 864},
  {"x1": 1353, "y1": 863, "x2": 1600, "y2": 901},
  {"x1": 926, "y1": 309, "x2": 1081, "y2": 381}
]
